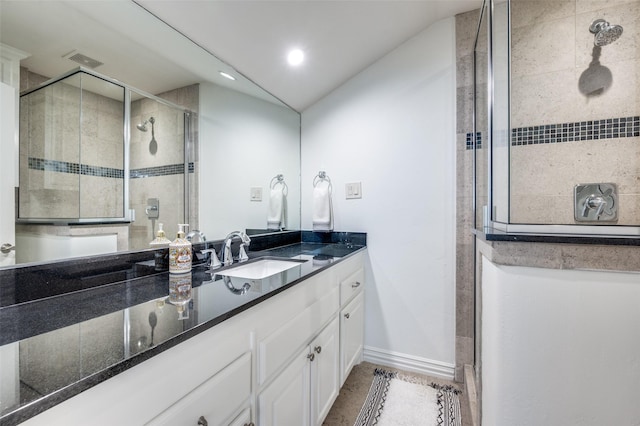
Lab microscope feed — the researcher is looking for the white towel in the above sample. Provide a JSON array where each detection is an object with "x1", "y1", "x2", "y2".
[
  {"x1": 312, "y1": 182, "x2": 333, "y2": 231},
  {"x1": 267, "y1": 187, "x2": 285, "y2": 230}
]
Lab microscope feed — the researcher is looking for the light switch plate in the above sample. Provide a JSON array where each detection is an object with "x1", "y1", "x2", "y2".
[
  {"x1": 345, "y1": 182, "x2": 362, "y2": 199},
  {"x1": 250, "y1": 187, "x2": 263, "y2": 201}
]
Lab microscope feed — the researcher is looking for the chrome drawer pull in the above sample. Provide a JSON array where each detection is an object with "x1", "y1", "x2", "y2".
[{"x1": 351, "y1": 281, "x2": 361, "y2": 288}]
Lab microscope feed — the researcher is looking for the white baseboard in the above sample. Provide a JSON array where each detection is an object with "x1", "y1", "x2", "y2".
[{"x1": 363, "y1": 346, "x2": 455, "y2": 380}]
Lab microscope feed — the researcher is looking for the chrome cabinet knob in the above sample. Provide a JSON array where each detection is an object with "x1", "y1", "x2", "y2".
[
  {"x1": 351, "y1": 281, "x2": 361, "y2": 288},
  {"x1": 344, "y1": 313, "x2": 350, "y2": 319},
  {"x1": 307, "y1": 353, "x2": 315, "y2": 361},
  {"x1": 197, "y1": 415, "x2": 208, "y2": 426},
  {"x1": 314, "y1": 345, "x2": 322, "y2": 354}
]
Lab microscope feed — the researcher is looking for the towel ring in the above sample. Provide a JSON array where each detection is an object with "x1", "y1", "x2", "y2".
[
  {"x1": 313, "y1": 171, "x2": 332, "y2": 192},
  {"x1": 270, "y1": 174, "x2": 288, "y2": 195}
]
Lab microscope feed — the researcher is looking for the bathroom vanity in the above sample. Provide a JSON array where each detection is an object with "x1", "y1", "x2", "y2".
[{"x1": 0, "y1": 233, "x2": 366, "y2": 426}]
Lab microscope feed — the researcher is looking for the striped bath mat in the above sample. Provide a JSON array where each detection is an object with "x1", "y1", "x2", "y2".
[{"x1": 354, "y1": 368, "x2": 462, "y2": 426}]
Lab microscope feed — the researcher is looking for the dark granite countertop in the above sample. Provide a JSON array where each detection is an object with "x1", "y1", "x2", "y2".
[{"x1": 0, "y1": 232, "x2": 366, "y2": 425}]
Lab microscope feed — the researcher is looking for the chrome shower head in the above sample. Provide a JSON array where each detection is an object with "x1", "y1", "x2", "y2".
[
  {"x1": 590, "y1": 19, "x2": 623, "y2": 47},
  {"x1": 136, "y1": 116, "x2": 155, "y2": 132}
]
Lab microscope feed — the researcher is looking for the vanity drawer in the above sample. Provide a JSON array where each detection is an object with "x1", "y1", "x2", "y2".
[
  {"x1": 147, "y1": 351, "x2": 252, "y2": 426},
  {"x1": 340, "y1": 267, "x2": 364, "y2": 306}
]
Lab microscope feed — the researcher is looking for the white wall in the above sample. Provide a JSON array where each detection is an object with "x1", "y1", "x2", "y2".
[
  {"x1": 482, "y1": 257, "x2": 640, "y2": 425},
  {"x1": 301, "y1": 17, "x2": 457, "y2": 377},
  {"x1": 199, "y1": 83, "x2": 300, "y2": 240}
]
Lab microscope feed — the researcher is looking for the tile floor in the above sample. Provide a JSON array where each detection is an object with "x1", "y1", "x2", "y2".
[{"x1": 323, "y1": 361, "x2": 472, "y2": 426}]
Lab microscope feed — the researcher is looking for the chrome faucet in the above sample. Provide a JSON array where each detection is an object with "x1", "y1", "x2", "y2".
[{"x1": 219, "y1": 231, "x2": 251, "y2": 266}]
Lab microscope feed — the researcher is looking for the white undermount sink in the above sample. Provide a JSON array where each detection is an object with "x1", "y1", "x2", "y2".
[{"x1": 219, "y1": 259, "x2": 304, "y2": 280}]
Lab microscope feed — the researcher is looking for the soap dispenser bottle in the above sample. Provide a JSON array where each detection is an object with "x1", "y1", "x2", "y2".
[
  {"x1": 149, "y1": 223, "x2": 171, "y2": 247},
  {"x1": 150, "y1": 223, "x2": 171, "y2": 271},
  {"x1": 169, "y1": 224, "x2": 192, "y2": 274}
]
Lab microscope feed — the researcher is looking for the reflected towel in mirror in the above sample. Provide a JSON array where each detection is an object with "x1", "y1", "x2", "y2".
[
  {"x1": 267, "y1": 186, "x2": 286, "y2": 230},
  {"x1": 312, "y1": 181, "x2": 333, "y2": 231}
]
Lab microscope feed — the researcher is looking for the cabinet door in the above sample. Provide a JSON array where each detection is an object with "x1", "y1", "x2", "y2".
[
  {"x1": 340, "y1": 292, "x2": 364, "y2": 386},
  {"x1": 258, "y1": 347, "x2": 311, "y2": 426},
  {"x1": 311, "y1": 317, "x2": 340, "y2": 426}
]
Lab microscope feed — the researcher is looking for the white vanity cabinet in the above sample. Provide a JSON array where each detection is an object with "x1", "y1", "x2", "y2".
[
  {"x1": 254, "y1": 264, "x2": 341, "y2": 426},
  {"x1": 336, "y1": 252, "x2": 365, "y2": 385},
  {"x1": 258, "y1": 317, "x2": 339, "y2": 426},
  {"x1": 20, "y1": 249, "x2": 366, "y2": 426}
]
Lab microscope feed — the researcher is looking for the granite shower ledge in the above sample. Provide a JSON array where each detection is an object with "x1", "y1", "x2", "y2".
[
  {"x1": 478, "y1": 228, "x2": 640, "y2": 247},
  {"x1": 0, "y1": 239, "x2": 366, "y2": 425},
  {"x1": 475, "y1": 232, "x2": 640, "y2": 273}
]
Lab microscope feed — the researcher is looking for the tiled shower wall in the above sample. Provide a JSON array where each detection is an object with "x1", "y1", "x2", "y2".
[
  {"x1": 455, "y1": 0, "x2": 640, "y2": 387},
  {"x1": 455, "y1": 8, "x2": 480, "y2": 382},
  {"x1": 510, "y1": 0, "x2": 640, "y2": 224}
]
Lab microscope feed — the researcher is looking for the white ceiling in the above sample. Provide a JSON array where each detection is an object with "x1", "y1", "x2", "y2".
[
  {"x1": 136, "y1": 0, "x2": 481, "y2": 111},
  {"x1": 1, "y1": 0, "x2": 481, "y2": 112}
]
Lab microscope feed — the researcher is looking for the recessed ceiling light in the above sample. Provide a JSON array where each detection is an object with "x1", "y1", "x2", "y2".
[
  {"x1": 219, "y1": 71, "x2": 236, "y2": 81},
  {"x1": 287, "y1": 49, "x2": 304, "y2": 66}
]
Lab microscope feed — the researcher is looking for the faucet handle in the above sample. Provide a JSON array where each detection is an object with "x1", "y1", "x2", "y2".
[
  {"x1": 201, "y1": 249, "x2": 221, "y2": 269},
  {"x1": 238, "y1": 245, "x2": 249, "y2": 263},
  {"x1": 221, "y1": 240, "x2": 233, "y2": 266}
]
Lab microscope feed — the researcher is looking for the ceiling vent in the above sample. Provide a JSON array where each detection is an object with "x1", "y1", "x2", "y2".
[{"x1": 63, "y1": 51, "x2": 104, "y2": 69}]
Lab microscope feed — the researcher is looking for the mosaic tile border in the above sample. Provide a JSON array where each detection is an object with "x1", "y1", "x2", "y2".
[
  {"x1": 465, "y1": 132, "x2": 483, "y2": 150},
  {"x1": 130, "y1": 163, "x2": 194, "y2": 179},
  {"x1": 512, "y1": 116, "x2": 640, "y2": 146},
  {"x1": 28, "y1": 158, "x2": 195, "y2": 179},
  {"x1": 465, "y1": 116, "x2": 640, "y2": 150},
  {"x1": 28, "y1": 158, "x2": 123, "y2": 179}
]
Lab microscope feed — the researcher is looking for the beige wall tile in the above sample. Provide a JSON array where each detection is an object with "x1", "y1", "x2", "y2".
[
  {"x1": 511, "y1": 16, "x2": 576, "y2": 77},
  {"x1": 510, "y1": 0, "x2": 575, "y2": 29},
  {"x1": 511, "y1": 69, "x2": 580, "y2": 126},
  {"x1": 456, "y1": 9, "x2": 482, "y2": 59},
  {"x1": 577, "y1": 0, "x2": 640, "y2": 15}
]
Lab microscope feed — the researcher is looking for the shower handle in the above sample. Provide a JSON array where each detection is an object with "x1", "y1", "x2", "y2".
[
  {"x1": 582, "y1": 195, "x2": 606, "y2": 218},
  {"x1": 145, "y1": 198, "x2": 160, "y2": 219}
]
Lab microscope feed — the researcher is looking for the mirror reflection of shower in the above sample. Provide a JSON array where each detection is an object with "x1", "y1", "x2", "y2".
[{"x1": 137, "y1": 116, "x2": 158, "y2": 154}]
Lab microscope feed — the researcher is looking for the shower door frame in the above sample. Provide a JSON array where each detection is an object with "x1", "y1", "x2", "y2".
[{"x1": 477, "y1": 0, "x2": 640, "y2": 238}]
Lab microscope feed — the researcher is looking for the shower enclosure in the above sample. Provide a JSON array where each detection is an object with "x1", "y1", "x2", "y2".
[
  {"x1": 18, "y1": 68, "x2": 195, "y2": 257},
  {"x1": 475, "y1": 0, "x2": 640, "y2": 237}
]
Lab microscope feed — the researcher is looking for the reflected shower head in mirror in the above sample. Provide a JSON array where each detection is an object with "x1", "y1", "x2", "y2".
[
  {"x1": 137, "y1": 116, "x2": 155, "y2": 132},
  {"x1": 589, "y1": 19, "x2": 623, "y2": 47}
]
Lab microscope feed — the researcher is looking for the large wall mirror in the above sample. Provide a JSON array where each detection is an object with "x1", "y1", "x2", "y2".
[{"x1": 0, "y1": 1, "x2": 301, "y2": 266}]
